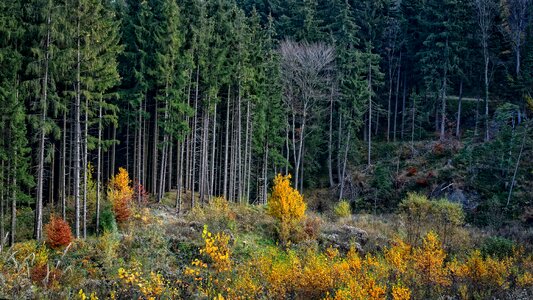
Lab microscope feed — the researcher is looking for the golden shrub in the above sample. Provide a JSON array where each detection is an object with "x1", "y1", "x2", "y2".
[
  {"x1": 200, "y1": 225, "x2": 231, "y2": 273},
  {"x1": 385, "y1": 238, "x2": 412, "y2": 275},
  {"x1": 267, "y1": 174, "x2": 306, "y2": 243},
  {"x1": 334, "y1": 200, "x2": 351, "y2": 219},
  {"x1": 107, "y1": 168, "x2": 134, "y2": 223},
  {"x1": 392, "y1": 284, "x2": 411, "y2": 300},
  {"x1": 412, "y1": 231, "x2": 450, "y2": 288}
]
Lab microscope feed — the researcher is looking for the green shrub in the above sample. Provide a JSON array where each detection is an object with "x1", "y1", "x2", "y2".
[
  {"x1": 481, "y1": 236, "x2": 516, "y2": 259},
  {"x1": 399, "y1": 193, "x2": 464, "y2": 247},
  {"x1": 334, "y1": 200, "x2": 351, "y2": 219},
  {"x1": 100, "y1": 207, "x2": 118, "y2": 233}
]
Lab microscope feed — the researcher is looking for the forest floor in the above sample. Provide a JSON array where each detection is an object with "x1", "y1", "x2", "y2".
[{"x1": 1, "y1": 195, "x2": 533, "y2": 299}]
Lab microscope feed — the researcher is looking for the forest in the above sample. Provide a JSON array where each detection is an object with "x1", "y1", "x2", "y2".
[{"x1": 0, "y1": 0, "x2": 532, "y2": 299}]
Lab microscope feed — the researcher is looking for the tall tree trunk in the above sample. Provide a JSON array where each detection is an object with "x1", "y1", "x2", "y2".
[
  {"x1": 136, "y1": 96, "x2": 143, "y2": 204},
  {"x1": 387, "y1": 56, "x2": 393, "y2": 142},
  {"x1": 223, "y1": 86, "x2": 230, "y2": 198},
  {"x1": 10, "y1": 152, "x2": 17, "y2": 246},
  {"x1": 262, "y1": 141, "x2": 269, "y2": 205},
  {"x1": 393, "y1": 53, "x2": 401, "y2": 142},
  {"x1": 367, "y1": 60, "x2": 373, "y2": 167},
  {"x1": 61, "y1": 110, "x2": 67, "y2": 220},
  {"x1": 82, "y1": 89, "x2": 88, "y2": 238},
  {"x1": 506, "y1": 122, "x2": 529, "y2": 207},
  {"x1": 152, "y1": 99, "x2": 159, "y2": 194},
  {"x1": 339, "y1": 129, "x2": 351, "y2": 201},
  {"x1": 456, "y1": 79, "x2": 463, "y2": 138},
  {"x1": 191, "y1": 66, "x2": 199, "y2": 207},
  {"x1": 327, "y1": 85, "x2": 334, "y2": 187},
  {"x1": 74, "y1": 6, "x2": 82, "y2": 238},
  {"x1": 96, "y1": 103, "x2": 102, "y2": 235},
  {"x1": 245, "y1": 101, "x2": 253, "y2": 201},
  {"x1": 440, "y1": 39, "x2": 449, "y2": 141},
  {"x1": 210, "y1": 104, "x2": 217, "y2": 197},
  {"x1": 237, "y1": 83, "x2": 242, "y2": 202},
  {"x1": 176, "y1": 140, "x2": 184, "y2": 212},
  {"x1": 243, "y1": 100, "x2": 251, "y2": 200},
  {"x1": 474, "y1": 94, "x2": 480, "y2": 137},
  {"x1": 158, "y1": 92, "x2": 169, "y2": 202},
  {"x1": 484, "y1": 47, "x2": 490, "y2": 141},
  {"x1": 1, "y1": 161, "x2": 4, "y2": 249},
  {"x1": 35, "y1": 2, "x2": 52, "y2": 241},
  {"x1": 338, "y1": 113, "x2": 343, "y2": 180},
  {"x1": 168, "y1": 143, "x2": 173, "y2": 191},
  {"x1": 401, "y1": 77, "x2": 407, "y2": 140},
  {"x1": 111, "y1": 124, "x2": 116, "y2": 177},
  {"x1": 411, "y1": 89, "x2": 416, "y2": 151}
]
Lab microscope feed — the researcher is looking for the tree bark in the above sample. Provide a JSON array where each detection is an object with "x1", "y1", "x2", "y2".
[
  {"x1": 367, "y1": 60, "x2": 373, "y2": 167},
  {"x1": 10, "y1": 151, "x2": 17, "y2": 246},
  {"x1": 456, "y1": 79, "x2": 463, "y2": 138},
  {"x1": 96, "y1": 103, "x2": 102, "y2": 235},
  {"x1": 393, "y1": 53, "x2": 401, "y2": 142},
  {"x1": 327, "y1": 85, "x2": 335, "y2": 187},
  {"x1": 339, "y1": 129, "x2": 351, "y2": 201},
  {"x1": 223, "y1": 86, "x2": 230, "y2": 198},
  {"x1": 74, "y1": 5, "x2": 82, "y2": 238},
  {"x1": 440, "y1": 39, "x2": 449, "y2": 141},
  {"x1": 35, "y1": 2, "x2": 52, "y2": 241},
  {"x1": 401, "y1": 77, "x2": 407, "y2": 140},
  {"x1": 506, "y1": 122, "x2": 529, "y2": 207}
]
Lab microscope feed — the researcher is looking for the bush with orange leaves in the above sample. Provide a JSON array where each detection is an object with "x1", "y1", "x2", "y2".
[
  {"x1": 448, "y1": 249, "x2": 514, "y2": 299},
  {"x1": 107, "y1": 167, "x2": 134, "y2": 223},
  {"x1": 267, "y1": 174, "x2": 306, "y2": 243},
  {"x1": 45, "y1": 215, "x2": 73, "y2": 249}
]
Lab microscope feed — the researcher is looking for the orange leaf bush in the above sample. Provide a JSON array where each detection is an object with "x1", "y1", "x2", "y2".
[
  {"x1": 107, "y1": 167, "x2": 134, "y2": 223},
  {"x1": 45, "y1": 215, "x2": 73, "y2": 249}
]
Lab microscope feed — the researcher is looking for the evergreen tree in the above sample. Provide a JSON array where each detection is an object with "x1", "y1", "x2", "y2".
[{"x1": 0, "y1": 0, "x2": 34, "y2": 245}]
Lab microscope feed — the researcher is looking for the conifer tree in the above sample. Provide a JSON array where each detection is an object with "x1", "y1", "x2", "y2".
[{"x1": 0, "y1": 0, "x2": 34, "y2": 245}]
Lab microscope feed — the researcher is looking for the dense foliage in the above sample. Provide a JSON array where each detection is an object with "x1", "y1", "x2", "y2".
[
  {"x1": 1, "y1": 0, "x2": 533, "y2": 298},
  {"x1": 1, "y1": 194, "x2": 532, "y2": 299}
]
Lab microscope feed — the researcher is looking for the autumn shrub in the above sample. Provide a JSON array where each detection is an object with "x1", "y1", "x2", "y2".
[
  {"x1": 45, "y1": 215, "x2": 73, "y2": 249},
  {"x1": 334, "y1": 200, "x2": 351, "y2": 219},
  {"x1": 302, "y1": 213, "x2": 322, "y2": 241},
  {"x1": 406, "y1": 166, "x2": 417, "y2": 176},
  {"x1": 107, "y1": 167, "x2": 134, "y2": 223},
  {"x1": 399, "y1": 193, "x2": 464, "y2": 247},
  {"x1": 133, "y1": 179, "x2": 150, "y2": 205},
  {"x1": 95, "y1": 231, "x2": 120, "y2": 270},
  {"x1": 448, "y1": 250, "x2": 514, "y2": 299},
  {"x1": 412, "y1": 231, "x2": 450, "y2": 297},
  {"x1": 29, "y1": 245, "x2": 49, "y2": 284},
  {"x1": 184, "y1": 225, "x2": 232, "y2": 298},
  {"x1": 117, "y1": 262, "x2": 177, "y2": 299},
  {"x1": 267, "y1": 173, "x2": 306, "y2": 243}
]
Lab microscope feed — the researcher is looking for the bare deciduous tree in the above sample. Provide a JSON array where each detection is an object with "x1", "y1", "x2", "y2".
[
  {"x1": 474, "y1": 0, "x2": 497, "y2": 141},
  {"x1": 280, "y1": 40, "x2": 335, "y2": 189},
  {"x1": 501, "y1": 0, "x2": 531, "y2": 76}
]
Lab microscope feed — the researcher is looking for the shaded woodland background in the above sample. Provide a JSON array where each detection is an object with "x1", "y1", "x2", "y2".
[{"x1": 0, "y1": 0, "x2": 532, "y2": 245}]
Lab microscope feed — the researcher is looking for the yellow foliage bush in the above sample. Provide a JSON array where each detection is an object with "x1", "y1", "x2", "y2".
[
  {"x1": 183, "y1": 225, "x2": 233, "y2": 298},
  {"x1": 399, "y1": 193, "x2": 464, "y2": 247},
  {"x1": 334, "y1": 200, "x2": 351, "y2": 219},
  {"x1": 107, "y1": 167, "x2": 134, "y2": 223},
  {"x1": 391, "y1": 284, "x2": 411, "y2": 300},
  {"x1": 267, "y1": 174, "x2": 306, "y2": 243},
  {"x1": 117, "y1": 264, "x2": 172, "y2": 300}
]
